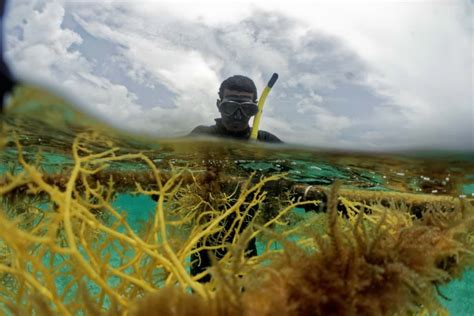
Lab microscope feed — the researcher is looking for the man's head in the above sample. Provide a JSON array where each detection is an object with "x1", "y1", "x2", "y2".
[{"x1": 216, "y1": 75, "x2": 258, "y2": 132}]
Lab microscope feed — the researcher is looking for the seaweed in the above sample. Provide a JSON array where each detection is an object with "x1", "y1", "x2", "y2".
[{"x1": 0, "y1": 128, "x2": 473, "y2": 315}]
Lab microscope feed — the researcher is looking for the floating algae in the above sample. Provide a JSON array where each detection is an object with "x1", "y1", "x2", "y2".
[{"x1": 0, "y1": 85, "x2": 473, "y2": 315}]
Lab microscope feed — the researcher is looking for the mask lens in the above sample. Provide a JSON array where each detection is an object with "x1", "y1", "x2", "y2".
[
  {"x1": 220, "y1": 100, "x2": 258, "y2": 117},
  {"x1": 220, "y1": 101, "x2": 240, "y2": 115},
  {"x1": 240, "y1": 102, "x2": 258, "y2": 116}
]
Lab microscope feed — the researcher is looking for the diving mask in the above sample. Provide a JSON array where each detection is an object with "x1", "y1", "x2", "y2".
[{"x1": 219, "y1": 99, "x2": 259, "y2": 117}]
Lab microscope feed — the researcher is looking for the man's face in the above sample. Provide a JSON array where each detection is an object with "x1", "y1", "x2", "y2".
[{"x1": 218, "y1": 89, "x2": 256, "y2": 132}]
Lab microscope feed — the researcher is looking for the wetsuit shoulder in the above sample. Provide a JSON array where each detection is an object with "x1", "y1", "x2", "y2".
[{"x1": 257, "y1": 130, "x2": 283, "y2": 143}]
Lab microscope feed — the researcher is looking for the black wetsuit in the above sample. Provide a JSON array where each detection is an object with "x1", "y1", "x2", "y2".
[
  {"x1": 189, "y1": 118, "x2": 282, "y2": 143},
  {"x1": 188, "y1": 118, "x2": 282, "y2": 282},
  {"x1": 190, "y1": 210, "x2": 258, "y2": 283}
]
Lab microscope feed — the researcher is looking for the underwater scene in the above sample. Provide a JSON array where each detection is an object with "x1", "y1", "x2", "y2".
[{"x1": 0, "y1": 85, "x2": 473, "y2": 315}]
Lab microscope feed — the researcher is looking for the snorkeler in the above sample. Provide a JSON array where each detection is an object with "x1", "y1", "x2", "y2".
[
  {"x1": 189, "y1": 75, "x2": 281, "y2": 283},
  {"x1": 189, "y1": 75, "x2": 282, "y2": 143}
]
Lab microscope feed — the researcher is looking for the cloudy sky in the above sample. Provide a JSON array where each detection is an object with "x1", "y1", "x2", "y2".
[{"x1": 4, "y1": 0, "x2": 473, "y2": 150}]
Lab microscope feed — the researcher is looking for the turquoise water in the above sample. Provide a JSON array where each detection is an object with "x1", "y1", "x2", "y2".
[{"x1": 441, "y1": 271, "x2": 474, "y2": 315}]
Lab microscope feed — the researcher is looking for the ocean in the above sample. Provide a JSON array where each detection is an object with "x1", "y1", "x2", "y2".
[{"x1": 0, "y1": 85, "x2": 473, "y2": 315}]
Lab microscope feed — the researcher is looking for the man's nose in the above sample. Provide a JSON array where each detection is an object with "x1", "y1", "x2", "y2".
[{"x1": 233, "y1": 108, "x2": 244, "y2": 120}]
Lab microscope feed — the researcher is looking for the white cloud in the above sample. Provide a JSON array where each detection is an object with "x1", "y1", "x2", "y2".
[
  {"x1": 285, "y1": 1, "x2": 473, "y2": 148},
  {"x1": 4, "y1": 0, "x2": 146, "y2": 126},
  {"x1": 6, "y1": 1, "x2": 87, "y2": 78},
  {"x1": 70, "y1": 8, "x2": 221, "y2": 120},
  {"x1": 295, "y1": 98, "x2": 352, "y2": 139}
]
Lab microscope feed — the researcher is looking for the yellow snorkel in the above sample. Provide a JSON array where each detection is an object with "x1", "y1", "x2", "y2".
[{"x1": 250, "y1": 73, "x2": 279, "y2": 140}]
